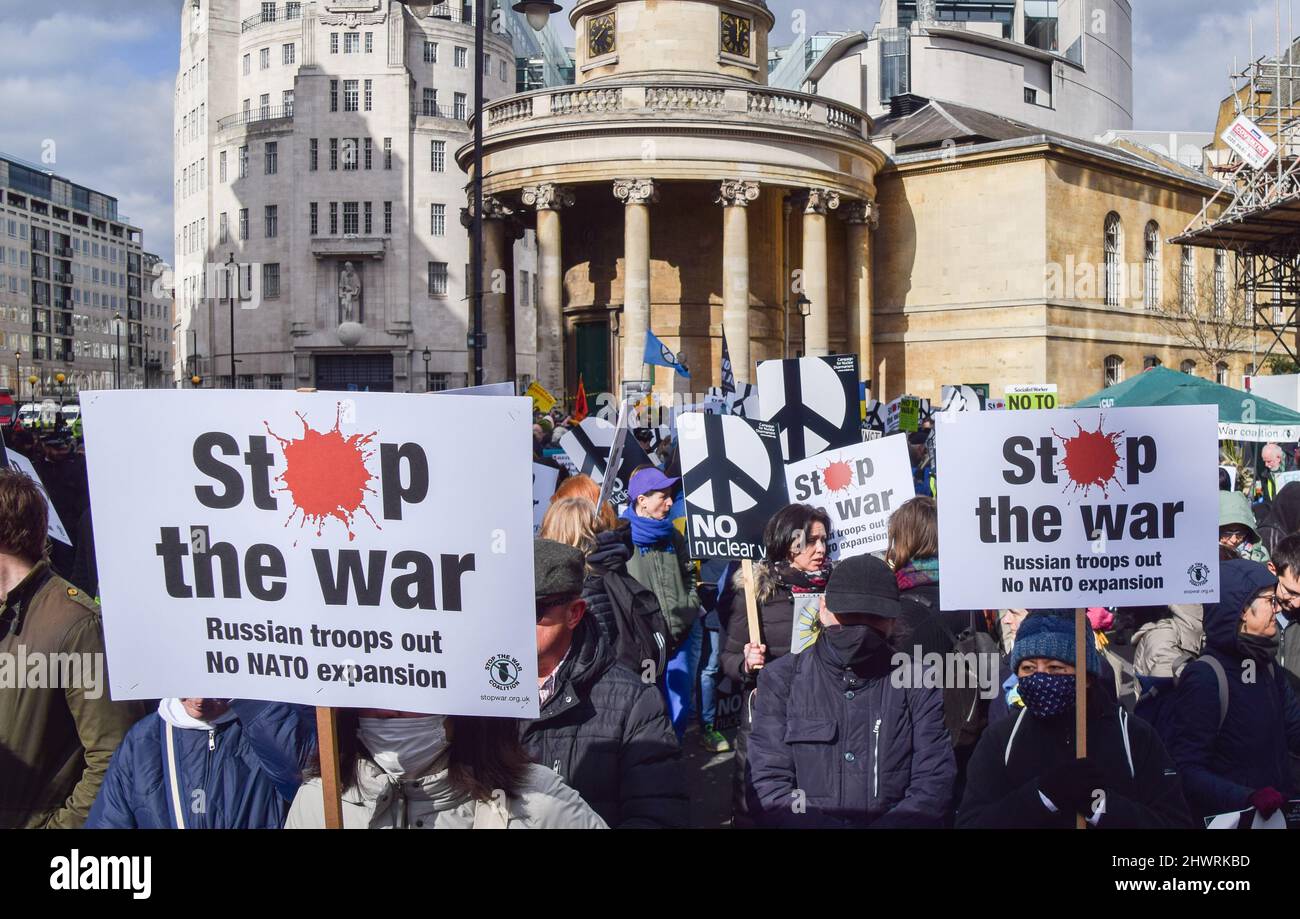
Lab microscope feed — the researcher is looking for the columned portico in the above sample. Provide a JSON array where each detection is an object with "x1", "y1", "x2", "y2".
[
  {"x1": 522, "y1": 183, "x2": 575, "y2": 395},
  {"x1": 614, "y1": 178, "x2": 656, "y2": 384},
  {"x1": 718, "y1": 179, "x2": 760, "y2": 384},
  {"x1": 802, "y1": 188, "x2": 839, "y2": 357},
  {"x1": 843, "y1": 199, "x2": 879, "y2": 386}
]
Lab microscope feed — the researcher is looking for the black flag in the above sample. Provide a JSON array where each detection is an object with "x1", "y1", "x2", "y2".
[{"x1": 721, "y1": 331, "x2": 736, "y2": 396}]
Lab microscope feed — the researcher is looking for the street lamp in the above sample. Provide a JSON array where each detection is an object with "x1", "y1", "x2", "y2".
[
  {"x1": 191, "y1": 374, "x2": 203, "y2": 388},
  {"x1": 26, "y1": 374, "x2": 37, "y2": 404},
  {"x1": 112, "y1": 312, "x2": 124, "y2": 388},
  {"x1": 226, "y1": 252, "x2": 238, "y2": 389},
  {"x1": 55, "y1": 372, "x2": 65, "y2": 410},
  {"x1": 422, "y1": 348, "x2": 432, "y2": 391},
  {"x1": 142, "y1": 328, "x2": 152, "y2": 390},
  {"x1": 13, "y1": 350, "x2": 19, "y2": 395},
  {"x1": 513, "y1": 0, "x2": 562, "y2": 32},
  {"x1": 796, "y1": 294, "x2": 811, "y2": 358}
]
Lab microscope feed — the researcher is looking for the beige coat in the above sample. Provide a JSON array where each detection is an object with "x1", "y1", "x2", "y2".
[
  {"x1": 1133, "y1": 605, "x2": 1205, "y2": 678},
  {"x1": 284, "y1": 756, "x2": 608, "y2": 829}
]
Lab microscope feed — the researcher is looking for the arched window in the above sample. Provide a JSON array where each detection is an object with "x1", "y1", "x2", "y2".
[
  {"x1": 1105, "y1": 213, "x2": 1124, "y2": 307},
  {"x1": 1181, "y1": 247, "x2": 1195, "y2": 314},
  {"x1": 1144, "y1": 221, "x2": 1161, "y2": 311},
  {"x1": 1180, "y1": 359, "x2": 1196, "y2": 375},
  {"x1": 1104, "y1": 354, "x2": 1125, "y2": 387},
  {"x1": 1217, "y1": 362, "x2": 1229, "y2": 385},
  {"x1": 1214, "y1": 249, "x2": 1227, "y2": 318}
]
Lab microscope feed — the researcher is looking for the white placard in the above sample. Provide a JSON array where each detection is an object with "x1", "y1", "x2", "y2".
[
  {"x1": 1222, "y1": 114, "x2": 1278, "y2": 170},
  {"x1": 1005, "y1": 384, "x2": 1058, "y2": 411},
  {"x1": 785, "y1": 435, "x2": 914, "y2": 560},
  {"x1": 790, "y1": 594, "x2": 823, "y2": 655},
  {"x1": 438, "y1": 381, "x2": 516, "y2": 397},
  {"x1": 81, "y1": 390, "x2": 540, "y2": 718},
  {"x1": 936, "y1": 405, "x2": 1220, "y2": 609},
  {"x1": 532, "y1": 462, "x2": 560, "y2": 536},
  {"x1": 5, "y1": 451, "x2": 72, "y2": 546}
]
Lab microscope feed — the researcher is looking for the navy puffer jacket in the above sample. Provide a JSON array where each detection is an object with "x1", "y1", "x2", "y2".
[
  {"x1": 1166, "y1": 559, "x2": 1300, "y2": 820},
  {"x1": 746, "y1": 637, "x2": 956, "y2": 827},
  {"x1": 86, "y1": 700, "x2": 316, "y2": 829}
]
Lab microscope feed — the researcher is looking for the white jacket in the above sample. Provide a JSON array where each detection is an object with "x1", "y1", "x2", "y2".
[{"x1": 284, "y1": 756, "x2": 608, "y2": 829}]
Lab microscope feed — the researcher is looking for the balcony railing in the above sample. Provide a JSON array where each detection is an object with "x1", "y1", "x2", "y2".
[
  {"x1": 31, "y1": 240, "x2": 48, "y2": 253},
  {"x1": 241, "y1": 4, "x2": 302, "y2": 33},
  {"x1": 217, "y1": 104, "x2": 294, "y2": 132},
  {"x1": 53, "y1": 272, "x2": 73, "y2": 285},
  {"x1": 424, "y1": 4, "x2": 512, "y2": 41},
  {"x1": 53, "y1": 246, "x2": 73, "y2": 258},
  {"x1": 420, "y1": 102, "x2": 470, "y2": 121}
]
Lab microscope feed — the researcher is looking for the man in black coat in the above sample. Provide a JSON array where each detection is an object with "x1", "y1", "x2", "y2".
[
  {"x1": 522, "y1": 539, "x2": 687, "y2": 828},
  {"x1": 957, "y1": 611, "x2": 1191, "y2": 829}
]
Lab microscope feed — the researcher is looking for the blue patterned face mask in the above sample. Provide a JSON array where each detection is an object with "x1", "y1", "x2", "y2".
[{"x1": 1016, "y1": 672, "x2": 1076, "y2": 719}]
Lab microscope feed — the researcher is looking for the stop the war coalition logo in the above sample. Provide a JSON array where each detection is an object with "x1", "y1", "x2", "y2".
[
  {"x1": 936, "y1": 405, "x2": 1219, "y2": 610},
  {"x1": 81, "y1": 390, "x2": 540, "y2": 719}
]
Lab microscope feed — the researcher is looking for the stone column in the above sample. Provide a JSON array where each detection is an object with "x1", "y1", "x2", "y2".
[
  {"x1": 802, "y1": 188, "x2": 839, "y2": 357},
  {"x1": 843, "y1": 199, "x2": 879, "y2": 384},
  {"x1": 717, "y1": 179, "x2": 760, "y2": 384},
  {"x1": 522, "y1": 183, "x2": 574, "y2": 396},
  {"x1": 614, "y1": 178, "x2": 656, "y2": 386},
  {"x1": 481, "y1": 196, "x2": 513, "y2": 385}
]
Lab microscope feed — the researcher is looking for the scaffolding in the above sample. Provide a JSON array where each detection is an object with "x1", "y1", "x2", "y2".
[{"x1": 1174, "y1": 4, "x2": 1300, "y2": 366}]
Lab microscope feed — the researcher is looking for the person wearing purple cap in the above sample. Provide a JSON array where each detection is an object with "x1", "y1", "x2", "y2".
[{"x1": 622, "y1": 466, "x2": 701, "y2": 739}]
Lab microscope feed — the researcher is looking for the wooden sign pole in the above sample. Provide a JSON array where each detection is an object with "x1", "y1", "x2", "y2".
[
  {"x1": 1075, "y1": 608, "x2": 1088, "y2": 831},
  {"x1": 315, "y1": 706, "x2": 344, "y2": 830},
  {"x1": 741, "y1": 559, "x2": 762, "y2": 662}
]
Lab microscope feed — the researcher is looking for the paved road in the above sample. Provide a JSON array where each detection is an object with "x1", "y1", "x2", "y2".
[{"x1": 680, "y1": 724, "x2": 736, "y2": 829}]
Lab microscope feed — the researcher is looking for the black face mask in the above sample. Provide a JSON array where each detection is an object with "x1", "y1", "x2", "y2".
[
  {"x1": 821, "y1": 624, "x2": 891, "y2": 672},
  {"x1": 1238, "y1": 630, "x2": 1280, "y2": 662}
]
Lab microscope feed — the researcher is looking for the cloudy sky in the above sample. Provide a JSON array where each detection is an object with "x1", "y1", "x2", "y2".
[{"x1": 1, "y1": 0, "x2": 1296, "y2": 263}]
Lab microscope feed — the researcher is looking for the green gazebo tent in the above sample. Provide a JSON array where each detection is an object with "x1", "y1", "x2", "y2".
[{"x1": 1073, "y1": 366, "x2": 1300, "y2": 442}]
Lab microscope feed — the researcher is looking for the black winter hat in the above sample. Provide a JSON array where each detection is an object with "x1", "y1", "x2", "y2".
[{"x1": 825, "y1": 554, "x2": 902, "y2": 619}]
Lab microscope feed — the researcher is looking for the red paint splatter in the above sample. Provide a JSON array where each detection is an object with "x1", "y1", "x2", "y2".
[
  {"x1": 264, "y1": 405, "x2": 380, "y2": 541},
  {"x1": 823, "y1": 458, "x2": 854, "y2": 492},
  {"x1": 1053, "y1": 419, "x2": 1126, "y2": 499}
]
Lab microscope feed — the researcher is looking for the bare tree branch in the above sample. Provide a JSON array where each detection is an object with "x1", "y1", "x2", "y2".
[{"x1": 1150, "y1": 269, "x2": 1254, "y2": 370}]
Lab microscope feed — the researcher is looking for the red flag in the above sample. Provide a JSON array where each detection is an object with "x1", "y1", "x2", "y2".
[{"x1": 572, "y1": 376, "x2": 589, "y2": 423}]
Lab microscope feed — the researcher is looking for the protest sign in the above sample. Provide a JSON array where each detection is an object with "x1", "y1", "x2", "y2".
[
  {"x1": 936, "y1": 405, "x2": 1220, "y2": 609},
  {"x1": 559, "y1": 415, "x2": 653, "y2": 506},
  {"x1": 864, "y1": 399, "x2": 886, "y2": 433},
  {"x1": 1273, "y1": 469, "x2": 1300, "y2": 490},
  {"x1": 985, "y1": 399, "x2": 1007, "y2": 411},
  {"x1": 940, "y1": 384, "x2": 988, "y2": 415},
  {"x1": 785, "y1": 435, "x2": 913, "y2": 559},
  {"x1": 886, "y1": 396, "x2": 920, "y2": 434},
  {"x1": 790, "y1": 594, "x2": 823, "y2": 654},
  {"x1": 526, "y1": 381, "x2": 557, "y2": 413},
  {"x1": 727, "y1": 383, "x2": 760, "y2": 419},
  {"x1": 81, "y1": 390, "x2": 540, "y2": 718},
  {"x1": 1006, "y1": 384, "x2": 1058, "y2": 411},
  {"x1": 678, "y1": 412, "x2": 786, "y2": 560},
  {"x1": 439, "y1": 381, "x2": 516, "y2": 397},
  {"x1": 757, "y1": 354, "x2": 859, "y2": 461},
  {"x1": 5, "y1": 450, "x2": 71, "y2": 545},
  {"x1": 532, "y1": 462, "x2": 559, "y2": 535}
]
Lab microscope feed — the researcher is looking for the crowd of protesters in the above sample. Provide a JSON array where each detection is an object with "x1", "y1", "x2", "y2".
[{"x1": 8, "y1": 404, "x2": 1300, "y2": 830}]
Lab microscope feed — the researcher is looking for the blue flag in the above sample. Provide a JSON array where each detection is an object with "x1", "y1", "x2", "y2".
[
  {"x1": 644, "y1": 330, "x2": 690, "y2": 377},
  {"x1": 721, "y1": 331, "x2": 736, "y2": 395}
]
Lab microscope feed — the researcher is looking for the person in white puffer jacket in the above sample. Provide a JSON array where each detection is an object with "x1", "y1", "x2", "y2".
[{"x1": 286, "y1": 709, "x2": 606, "y2": 829}]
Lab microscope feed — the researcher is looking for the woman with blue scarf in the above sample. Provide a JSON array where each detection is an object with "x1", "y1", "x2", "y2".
[{"x1": 622, "y1": 467, "x2": 701, "y2": 739}]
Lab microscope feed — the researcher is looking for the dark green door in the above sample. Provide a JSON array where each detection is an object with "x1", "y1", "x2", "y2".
[{"x1": 574, "y1": 321, "x2": 609, "y2": 395}]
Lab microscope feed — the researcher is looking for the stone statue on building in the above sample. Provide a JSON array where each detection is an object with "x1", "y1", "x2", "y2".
[{"x1": 338, "y1": 261, "x2": 361, "y2": 323}]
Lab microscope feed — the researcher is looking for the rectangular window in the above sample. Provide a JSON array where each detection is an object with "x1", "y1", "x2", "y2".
[
  {"x1": 330, "y1": 138, "x2": 339, "y2": 170},
  {"x1": 344, "y1": 32, "x2": 360, "y2": 54},
  {"x1": 265, "y1": 374, "x2": 284, "y2": 390},
  {"x1": 429, "y1": 261, "x2": 448, "y2": 296},
  {"x1": 454, "y1": 46, "x2": 467, "y2": 68},
  {"x1": 344, "y1": 79, "x2": 359, "y2": 112},
  {"x1": 310, "y1": 202, "x2": 318, "y2": 235},
  {"x1": 283, "y1": 43, "x2": 296, "y2": 65},
  {"x1": 265, "y1": 205, "x2": 278, "y2": 238},
  {"x1": 364, "y1": 137, "x2": 373, "y2": 170},
  {"x1": 500, "y1": 59, "x2": 507, "y2": 82},
  {"x1": 330, "y1": 79, "x2": 338, "y2": 112},
  {"x1": 423, "y1": 88, "x2": 437, "y2": 117},
  {"x1": 384, "y1": 138, "x2": 392, "y2": 170},
  {"x1": 330, "y1": 32, "x2": 339, "y2": 54},
  {"x1": 484, "y1": 54, "x2": 491, "y2": 76},
  {"x1": 283, "y1": 88, "x2": 294, "y2": 111},
  {"x1": 330, "y1": 202, "x2": 339, "y2": 235},
  {"x1": 310, "y1": 138, "x2": 318, "y2": 171},
  {"x1": 239, "y1": 145, "x2": 249, "y2": 178},
  {"x1": 343, "y1": 202, "x2": 359, "y2": 235},
  {"x1": 260, "y1": 47, "x2": 270, "y2": 70},
  {"x1": 238, "y1": 208, "x2": 249, "y2": 241},
  {"x1": 431, "y1": 139, "x2": 445, "y2": 172},
  {"x1": 219, "y1": 212, "x2": 229, "y2": 243},
  {"x1": 263, "y1": 263, "x2": 280, "y2": 299},
  {"x1": 424, "y1": 40, "x2": 438, "y2": 63},
  {"x1": 260, "y1": 93, "x2": 270, "y2": 119},
  {"x1": 520, "y1": 270, "x2": 530, "y2": 306},
  {"x1": 364, "y1": 79, "x2": 373, "y2": 112},
  {"x1": 364, "y1": 201, "x2": 373, "y2": 235},
  {"x1": 430, "y1": 203, "x2": 445, "y2": 236},
  {"x1": 265, "y1": 141, "x2": 278, "y2": 175},
  {"x1": 219, "y1": 150, "x2": 227, "y2": 182},
  {"x1": 243, "y1": 53, "x2": 251, "y2": 75},
  {"x1": 454, "y1": 92, "x2": 467, "y2": 120},
  {"x1": 384, "y1": 201, "x2": 393, "y2": 234},
  {"x1": 365, "y1": 32, "x2": 373, "y2": 53},
  {"x1": 343, "y1": 138, "x2": 359, "y2": 171},
  {"x1": 243, "y1": 97, "x2": 251, "y2": 117}
]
